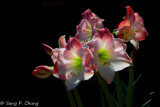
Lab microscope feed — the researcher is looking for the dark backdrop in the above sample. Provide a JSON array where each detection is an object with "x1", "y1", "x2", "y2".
[{"x1": 1, "y1": 0, "x2": 159, "y2": 106}]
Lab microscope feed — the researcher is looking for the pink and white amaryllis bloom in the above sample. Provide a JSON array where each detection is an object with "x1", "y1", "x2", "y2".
[
  {"x1": 117, "y1": 6, "x2": 148, "y2": 49},
  {"x1": 75, "y1": 9, "x2": 104, "y2": 43},
  {"x1": 33, "y1": 35, "x2": 67, "y2": 79},
  {"x1": 32, "y1": 65, "x2": 53, "y2": 79},
  {"x1": 53, "y1": 37, "x2": 94, "y2": 90},
  {"x1": 87, "y1": 28, "x2": 132, "y2": 84}
]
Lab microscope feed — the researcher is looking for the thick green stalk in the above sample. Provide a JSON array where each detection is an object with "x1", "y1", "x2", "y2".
[
  {"x1": 95, "y1": 72, "x2": 117, "y2": 107},
  {"x1": 63, "y1": 82, "x2": 76, "y2": 107},
  {"x1": 73, "y1": 88, "x2": 83, "y2": 107},
  {"x1": 126, "y1": 47, "x2": 136, "y2": 107},
  {"x1": 115, "y1": 72, "x2": 123, "y2": 107}
]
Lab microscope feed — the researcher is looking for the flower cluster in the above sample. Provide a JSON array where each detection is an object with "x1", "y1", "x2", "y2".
[{"x1": 33, "y1": 6, "x2": 147, "y2": 90}]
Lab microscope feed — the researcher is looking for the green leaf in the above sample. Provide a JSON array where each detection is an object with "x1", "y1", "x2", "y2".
[
  {"x1": 141, "y1": 99, "x2": 152, "y2": 107},
  {"x1": 112, "y1": 29, "x2": 117, "y2": 37},
  {"x1": 132, "y1": 74, "x2": 141, "y2": 86},
  {"x1": 141, "y1": 92, "x2": 154, "y2": 107}
]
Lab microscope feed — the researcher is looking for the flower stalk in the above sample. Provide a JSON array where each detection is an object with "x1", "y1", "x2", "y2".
[
  {"x1": 115, "y1": 72, "x2": 123, "y2": 107},
  {"x1": 126, "y1": 47, "x2": 136, "y2": 107},
  {"x1": 95, "y1": 72, "x2": 117, "y2": 107},
  {"x1": 73, "y1": 88, "x2": 83, "y2": 107},
  {"x1": 63, "y1": 82, "x2": 76, "y2": 107}
]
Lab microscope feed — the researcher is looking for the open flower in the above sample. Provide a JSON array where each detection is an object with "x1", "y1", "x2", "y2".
[
  {"x1": 32, "y1": 65, "x2": 53, "y2": 79},
  {"x1": 33, "y1": 35, "x2": 67, "y2": 79},
  {"x1": 75, "y1": 9, "x2": 104, "y2": 42},
  {"x1": 87, "y1": 28, "x2": 132, "y2": 84},
  {"x1": 117, "y1": 6, "x2": 148, "y2": 49},
  {"x1": 53, "y1": 37, "x2": 94, "y2": 90}
]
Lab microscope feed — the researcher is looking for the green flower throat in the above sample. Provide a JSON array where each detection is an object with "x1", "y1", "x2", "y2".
[{"x1": 98, "y1": 49, "x2": 110, "y2": 65}]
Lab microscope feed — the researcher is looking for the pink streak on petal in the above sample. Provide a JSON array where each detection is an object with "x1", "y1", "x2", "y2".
[
  {"x1": 41, "y1": 43, "x2": 53, "y2": 56},
  {"x1": 59, "y1": 35, "x2": 67, "y2": 48},
  {"x1": 125, "y1": 6, "x2": 135, "y2": 23},
  {"x1": 65, "y1": 37, "x2": 82, "y2": 53},
  {"x1": 98, "y1": 28, "x2": 115, "y2": 50},
  {"x1": 82, "y1": 9, "x2": 93, "y2": 22},
  {"x1": 32, "y1": 65, "x2": 53, "y2": 79},
  {"x1": 117, "y1": 19, "x2": 131, "y2": 30},
  {"x1": 114, "y1": 38, "x2": 127, "y2": 53},
  {"x1": 134, "y1": 13, "x2": 144, "y2": 25},
  {"x1": 51, "y1": 49, "x2": 59, "y2": 64},
  {"x1": 81, "y1": 67, "x2": 94, "y2": 80}
]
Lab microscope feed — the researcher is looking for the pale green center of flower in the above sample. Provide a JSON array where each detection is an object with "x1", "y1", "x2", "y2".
[
  {"x1": 97, "y1": 49, "x2": 110, "y2": 65},
  {"x1": 73, "y1": 57, "x2": 82, "y2": 71}
]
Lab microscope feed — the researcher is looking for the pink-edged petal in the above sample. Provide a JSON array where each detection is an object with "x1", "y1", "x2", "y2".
[
  {"x1": 65, "y1": 37, "x2": 82, "y2": 53},
  {"x1": 113, "y1": 38, "x2": 127, "y2": 54},
  {"x1": 111, "y1": 52, "x2": 132, "y2": 64},
  {"x1": 117, "y1": 19, "x2": 131, "y2": 30},
  {"x1": 98, "y1": 64, "x2": 115, "y2": 84},
  {"x1": 53, "y1": 61, "x2": 59, "y2": 74},
  {"x1": 42, "y1": 43, "x2": 53, "y2": 56},
  {"x1": 97, "y1": 28, "x2": 115, "y2": 50},
  {"x1": 51, "y1": 48, "x2": 59, "y2": 64},
  {"x1": 132, "y1": 23, "x2": 148, "y2": 41},
  {"x1": 130, "y1": 39, "x2": 139, "y2": 50},
  {"x1": 125, "y1": 6, "x2": 135, "y2": 23},
  {"x1": 75, "y1": 19, "x2": 92, "y2": 41},
  {"x1": 134, "y1": 13, "x2": 144, "y2": 25},
  {"x1": 55, "y1": 49, "x2": 74, "y2": 80},
  {"x1": 32, "y1": 65, "x2": 53, "y2": 79},
  {"x1": 77, "y1": 47, "x2": 94, "y2": 67},
  {"x1": 80, "y1": 67, "x2": 94, "y2": 80},
  {"x1": 59, "y1": 35, "x2": 67, "y2": 48},
  {"x1": 135, "y1": 30, "x2": 148, "y2": 41},
  {"x1": 90, "y1": 15, "x2": 104, "y2": 35},
  {"x1": 82, "y1": 9, "x2": 93, "y2": 22}
]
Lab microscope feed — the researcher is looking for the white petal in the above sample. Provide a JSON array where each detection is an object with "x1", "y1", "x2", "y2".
[
  {"x1": 130, "y1": 39, "x2": 139, "y2": 50},
  {"x1": 98, "y1": 64, "x2": 115, "y2": 84},
  {"x1": 110, "y1": 60, "x2": 131, "y2": 71},
  {"x1": 65, "y1": 74, "x2": 81, "y2": 90}
]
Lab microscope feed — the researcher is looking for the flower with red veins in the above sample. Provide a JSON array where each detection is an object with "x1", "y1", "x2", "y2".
[
  {"x1": 32, "y1": 65, "x2": 53, "y2": 79},
  {"x1": 117, "y1": 6, "x2": 148, "y2": 49},
  {"x1": 75, "y1": 9, "x2": 104, "y2": 43},
  {"x1": 53, "y1": 37, "x2": 94, "y2": 90},
  {"x1": 87, "y1": 28, "x2": 132, "y2": 84}
]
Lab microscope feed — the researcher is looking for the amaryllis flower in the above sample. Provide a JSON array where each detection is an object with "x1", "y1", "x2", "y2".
[
  {"x1": 75, "y1": 9, "x2": 104, "y2": 42},
  {"x1": 32, "y1": 65, "x2": 53, "y2": 79},
  {"x1": 33, "y1": 35, "x2": 67, "y2": 79},
  {"x1": 53, "y1": 37, "x2": 94, "y2": 90},
  {"x1": 87, "y1": 28, "x2": 132, "y2": 84},
  {"x1": 117, "y1": 6, "x2": 148, "y2": 49}
]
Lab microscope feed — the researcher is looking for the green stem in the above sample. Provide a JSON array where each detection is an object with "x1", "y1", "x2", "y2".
[
  {"x1": 115, "y1": 72, "x2": 123, "y2": 107},
  {"x1": 95, "y1": 72, "x2": 117, "y2": 107},
  {"x1": 126, "y1": 47, "x2": 136, "y2": 107},
  {"x1": 73, "y1": 88, "x2": 83, "y2": 107},
  {"x1": 63, "y1": 82, "x2": 76, "y2": 107}
]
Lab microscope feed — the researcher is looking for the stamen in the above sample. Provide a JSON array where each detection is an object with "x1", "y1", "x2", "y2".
[
  {"x1": 103, "y1": 62, "x2": 111, "y2": 66},
  {"x1": 70, "y1": 72, "x2": 76, "y2": 77}
]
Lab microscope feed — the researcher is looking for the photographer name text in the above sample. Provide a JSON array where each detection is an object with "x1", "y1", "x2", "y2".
[{"x1": 0, "y1": 100, "x2": 39, "y2": 106}]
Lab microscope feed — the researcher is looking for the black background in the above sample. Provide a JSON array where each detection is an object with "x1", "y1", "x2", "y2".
[{"x1": 1, "y1": 0, "x2": 160, "y2": 106}]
